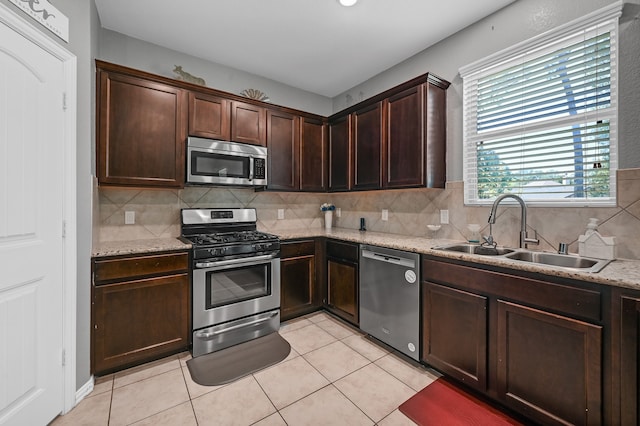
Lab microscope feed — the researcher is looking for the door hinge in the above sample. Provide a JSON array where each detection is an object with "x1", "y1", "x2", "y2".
[
  {"x1": 62, "y1": 349, "x2": 66, "y2": 366},
  {"x1": 62, "y1": 92, "x2": 67, "y2": 111},
  {"x1": 62, "y1": 220, "x2": 66, "y2": 238}
]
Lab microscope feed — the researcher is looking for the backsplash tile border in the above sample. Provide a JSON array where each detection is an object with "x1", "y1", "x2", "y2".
[{"x1": 96, "y1": 168, "x2": 640, "y2": 260}]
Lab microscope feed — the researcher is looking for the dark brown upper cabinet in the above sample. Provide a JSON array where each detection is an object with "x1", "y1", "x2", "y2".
[
  {"x1": 231, "y1": 100, "x2": 266, "y2": 146},
  {"x1": 266, "y1": 109, "x2": 300, "y2": 191},
  {"x1": 352, "y1": 102, "x2": 383, "y2": 190},
  {"x1": 328, "y1": 115, "x2": 352, "y2": 191},
  {"x1": 384, "y1": 85, "x2": 425, "y2": 188},
  {"x1": 300, "y1": 117, "x2": 328, "y2": 192},
  {"x1": 97, "y1": 65, "x2": 188, "y2": 188},
  {"x1": 96, "y1": 61, "x2": 447, "y2": 192},
  {"x1": 328, "y1": 73, "x2": 449, "y2": 192},
  {"x1": 424, "y1": 80, "x2": 447, "y2": 188},
  {"x1": 188, "y1": 91, "x2": 230, "y2": 140}
]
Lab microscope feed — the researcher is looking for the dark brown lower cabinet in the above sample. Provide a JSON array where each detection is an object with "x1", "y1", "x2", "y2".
[
  {"x1": 280, "y1": 240, "x2": 320, "y2": 321},
  {"x1": 92, "y1": 252, "x2": 190, "y2": 375},
  {"x1": 325, "y1": 240, "x2": 359, "y2": 325},
  {"x1": 422, "y1": 257, "x2": 606, "y2": 425},
  {"x1": 497, "y1": 300, "x2": 602, "y2": 425},
  {"x1": 620, "y1": 294, "x2": 640, "y2": 425},
  {"x1": 422, "y1": 282, "x2": 487, "y2": 391}
]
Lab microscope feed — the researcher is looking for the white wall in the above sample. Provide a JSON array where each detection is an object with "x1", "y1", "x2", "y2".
[
  {"x1": 98, "y1": 29, "x2": 334, "y2": 116},
  {"x1": 333, "y1": 0, "x2": 640, "y2": 180}
]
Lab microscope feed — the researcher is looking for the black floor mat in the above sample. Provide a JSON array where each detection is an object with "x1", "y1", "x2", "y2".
[{"x1": 186, "y1": 332, "x2": 291, "y2": 386}]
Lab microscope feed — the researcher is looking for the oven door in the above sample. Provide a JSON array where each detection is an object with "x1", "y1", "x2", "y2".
[{"x1": 192, "y1": 253, "x2": 280, "y2": 330}]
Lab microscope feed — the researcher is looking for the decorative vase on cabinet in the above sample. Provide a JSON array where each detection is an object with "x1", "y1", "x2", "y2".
[
  {"x1": 325, "y1": 211, "x2": 333, "y2": 229},
  {"x1": 321, "y1": 203, "x2": 335, "y2": 229}
]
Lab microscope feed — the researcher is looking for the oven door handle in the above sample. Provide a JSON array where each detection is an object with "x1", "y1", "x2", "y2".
[
  {"x1": 194, "y1": 311, "x2": 278, "y2": 340},
  {"x1": 195, "y1": 253, "x2": 279, "y2": 269}
]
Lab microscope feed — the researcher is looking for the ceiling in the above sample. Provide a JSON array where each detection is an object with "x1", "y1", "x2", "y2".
[{"x1": 95, "y1": 0, "x2": 515, "y2": 98}]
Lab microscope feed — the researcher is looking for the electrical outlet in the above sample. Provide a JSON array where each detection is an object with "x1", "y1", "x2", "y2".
[
  {"x1": 277, "y1": 209, "x2": 285, "y2": 220},
  {"x1": 336, "y1": 208, "x2": 341, "y2": 218},
  {"x1": 382, "y1": 209, "x2": 389, "y2": 221},
  {"x1": 124, "y1": 211, "x2": 135, "y2": 225},
  {"x1": 440, "y1": 209, "x2": 449, "y2": 224}
]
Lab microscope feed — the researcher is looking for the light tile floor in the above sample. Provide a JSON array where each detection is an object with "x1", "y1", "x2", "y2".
[{"x1": 51, "y1": 312, "x2": 441, "y2": 426}]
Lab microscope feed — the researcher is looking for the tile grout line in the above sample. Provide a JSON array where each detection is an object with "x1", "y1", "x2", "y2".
[
  {"x1": 179, "y1": 363, "x2": 201, "y2": 426},
  {"x1": 280, "y1": 319, "x2": 382, "y2": 424},
  {"x1": 104, "y1": 313, "x2": 412, "y2": 425},
  {"x1": 108, "y1": 355, "x2": 190, "y2": 425},
  {"x1": 249, "y1": 374, "x2": 287, "y2": 426},
  {"x1": 107, "y1": 375, "x2": 114, "y2": 426}
]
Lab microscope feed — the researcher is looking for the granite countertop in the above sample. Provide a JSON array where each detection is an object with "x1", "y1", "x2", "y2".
[
  {"x1": 91, "y1": 228, "x2": 640, "y2": 290},
  {"x1": 92, "y1": 237, "x2": 191, "y2": 258},
  {"x1": 268, "y1": 227, "x2": 640, "y2": 291}
]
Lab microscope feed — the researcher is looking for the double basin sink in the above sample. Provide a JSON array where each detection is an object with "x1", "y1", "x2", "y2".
[{"x1": 433, "y1": 243, "x2": 611, "y2": 273}]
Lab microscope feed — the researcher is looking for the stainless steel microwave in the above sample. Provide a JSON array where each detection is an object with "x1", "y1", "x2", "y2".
[{"x1": 186, "y1": 137, "x2": 267, "y2": 186}]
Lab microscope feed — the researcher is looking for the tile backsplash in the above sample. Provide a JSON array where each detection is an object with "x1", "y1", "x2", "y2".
[{"x1": 97, "y1": 168, "x2": 640, "y2": 260}]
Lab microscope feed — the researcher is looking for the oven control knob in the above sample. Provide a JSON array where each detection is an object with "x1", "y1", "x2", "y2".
[{"x1": 209, "y1": 248, "x2": 225, "y2": 256}]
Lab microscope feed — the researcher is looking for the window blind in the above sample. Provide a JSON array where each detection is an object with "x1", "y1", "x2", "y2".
[{"x1": 460, "y1": 4, "x2": 621, "y2": 206}]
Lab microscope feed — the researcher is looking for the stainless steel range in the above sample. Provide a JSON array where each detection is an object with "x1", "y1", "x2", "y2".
[{"x1": 180, "y1": 208, "x2": 281, "y2": 357}]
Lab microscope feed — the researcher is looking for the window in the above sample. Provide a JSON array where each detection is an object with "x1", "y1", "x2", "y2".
[{"x1": 460, "y1": 3, "x2": 622, "y2": 206}]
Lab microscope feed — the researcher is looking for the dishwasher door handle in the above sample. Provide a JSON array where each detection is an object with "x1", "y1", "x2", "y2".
[{"x1": 361, "y1": 250, "x2": 415, "y2": 268}]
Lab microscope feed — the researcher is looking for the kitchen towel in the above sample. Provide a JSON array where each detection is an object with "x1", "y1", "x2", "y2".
[
  {"x1": 186, "y1": 332, "x2": 291, "y2": 386},
  {"x1": 399, "y1": 377, "x2": 527, "y2": 426}
]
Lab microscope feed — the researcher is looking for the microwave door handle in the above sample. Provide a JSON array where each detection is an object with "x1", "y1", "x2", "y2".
[{"x1": 248, "y1": 157, "x2": 254, "y2": 181}]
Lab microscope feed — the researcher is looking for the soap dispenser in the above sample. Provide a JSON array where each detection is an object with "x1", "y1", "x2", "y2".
[
  {"x1": 585, "y1": 217, "x2": 599, "y2": 236},
  {"x1": 578, "y1": 218, "x2": 616, "y2": 260}
]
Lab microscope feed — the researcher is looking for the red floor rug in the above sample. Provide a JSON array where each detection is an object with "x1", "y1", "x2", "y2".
[{"x1": 399, "y1": 378, "x2": 525, "y2": 426}]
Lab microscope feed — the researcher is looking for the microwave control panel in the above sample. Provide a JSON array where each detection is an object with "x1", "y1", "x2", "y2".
[{"x1": 254, "y1": 158, "x2": 266, "y2": 179}]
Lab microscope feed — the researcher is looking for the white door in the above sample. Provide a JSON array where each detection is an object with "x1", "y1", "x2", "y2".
[{"x1": 0, "y1": 11, "x2": 67, "y2": 426}]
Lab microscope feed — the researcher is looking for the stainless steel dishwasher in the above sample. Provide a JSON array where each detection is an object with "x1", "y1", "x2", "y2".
[{"x1": 359, "y1": 245, "x2": 420, "y2": 361}]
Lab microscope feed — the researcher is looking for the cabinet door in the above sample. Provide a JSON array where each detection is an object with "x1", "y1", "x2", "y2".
[
  {"x1": 92, "y1": 273, "x2": 190, "y2": 375},
  {"x1": 328, "y1": 115, "x2": 351, "y2": 191},
  {"x1": 97, "y1": 71, "x2": 187, "y2": 187},
  {"x1": 385, "y1": 85, "x2": 424, "y2": 188},
  {"x1": 352, "y1": 102, "x2": 382, "y2": 190},
  {"x1": 188, "y1": 91, "x2": 230, "y2": 140},
  {"x1": 267, "y1": 110, "x2": 299, "y2": 191},
  {"x1": 497, "y1": 300, "x2": 602, "y2": 425},
  {"x1": 231, "y1": 101, "x2": 266, "y2": 146},
  {"x1": 422, "y1": 282, "x2": 487, "y2": 391},
  {"x1": 327, "y1": 258, "x2": 358, "y2": 325},
  {"x1": 281, "y1": 255, "x2": 315, "y2": 321},
  {"x1": 621, "y1": 295, "x2": 640, "y2": 425},
  {"x1": 300, "y1": 117, "x2": 328, "y2": 192}
]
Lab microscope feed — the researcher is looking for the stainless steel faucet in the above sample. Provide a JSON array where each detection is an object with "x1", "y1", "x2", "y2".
[{"x1": 487, "y1": 194, "x2": 539, "y2": 249}]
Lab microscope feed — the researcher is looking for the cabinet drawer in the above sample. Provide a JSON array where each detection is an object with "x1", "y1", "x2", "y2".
[
  {"x1": 94, "y1": 252, "x2": 189, "y2": 284},
  {"x1": 281, "y1": 240, "x2": 315, "y2": 258},
  {"x1": 326, "y1": 240, "x2": 358, "y2": 262},
  {"x1": 423, "y1": 258, "x2": 602, "y2": 322}
]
